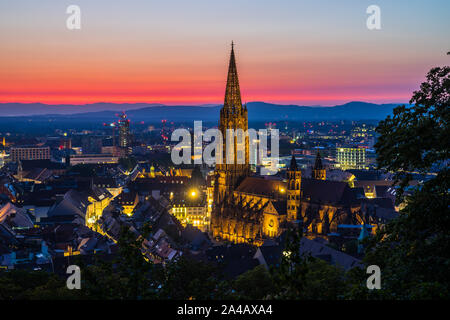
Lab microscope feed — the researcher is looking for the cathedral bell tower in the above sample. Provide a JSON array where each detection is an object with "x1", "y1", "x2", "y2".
[
  {"x1": 287, "y1": 155, "x2": 301, "y2": 221},
  {"x1": 214, "y1": 42, "x2": 250, "y2": 205},
  {"x1": 312, "y1": 151, "x2": 326, "y2": 180}
]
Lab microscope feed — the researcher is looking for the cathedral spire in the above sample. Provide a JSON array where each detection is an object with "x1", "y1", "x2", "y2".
[
  {"x1": 224, "y1": 41, "x2": 242, "y2": 110},
  {"x1": 313, "y1": 151, "x2": 326, "y2": 180},
  {"x1": 314, "y1": 151, "x2": 323, "y2": 170},
  {"x1": 289, "y1": 155, "x2": 298, "y2": 171}
]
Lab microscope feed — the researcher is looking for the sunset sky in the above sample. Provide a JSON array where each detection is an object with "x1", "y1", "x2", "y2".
[{"x1": 1, "y1": 0, "x2": 449, "y2": 106}]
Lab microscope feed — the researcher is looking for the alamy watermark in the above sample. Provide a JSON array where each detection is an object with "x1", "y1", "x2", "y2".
[
  {"x1": 366, "y1": 265, "x2": 381, "y2": 289},
  {"x1": 66, "y1": 265, "x2": 81, "y2": 289},
  {"x1": 66, "y1": 5, "x2": 81, "y2": 30},
  {"x1": 65, "y1": 5, "x2": 380, "y2": 31},
  {"x1": 366, "y1": 5, "x2": 381, "y2": 30},
  {"x1": 171, "y1": 121, "x2": 279, "y2": 175}
]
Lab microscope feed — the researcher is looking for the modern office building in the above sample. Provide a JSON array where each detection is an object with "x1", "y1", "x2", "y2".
[
  {"x1": 118, "y1": 112, "x2": 131, "y2": 149},
  {"x1": 336, "y1": 147, "x2": 367, "y2": 170},
  {"x1": 10, "y1": 146, "x2": 50, "y2": 162}
]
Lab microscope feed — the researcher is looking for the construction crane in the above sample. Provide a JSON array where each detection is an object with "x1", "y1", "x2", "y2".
[{"x1": 161, "y1": 119, "x2": 168, "y2": 143}]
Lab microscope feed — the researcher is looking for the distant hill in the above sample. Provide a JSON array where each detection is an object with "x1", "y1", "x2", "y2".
[
  {"x1": 0, "y1": 101, "x2": 404, "y2": 121},
  {"x1": 0, "y1": 102, "x2": 164, "y2": 116},
  {"x1": 247, "y1": 101, "x2": 401, "y2": 121}
]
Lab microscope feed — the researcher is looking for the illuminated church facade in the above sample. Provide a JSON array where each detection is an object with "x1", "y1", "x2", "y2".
[{"x1": 210, "y1": 44, "x2": 363, "y2": 246}]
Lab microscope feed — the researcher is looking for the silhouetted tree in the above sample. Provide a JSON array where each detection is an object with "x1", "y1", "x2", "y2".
[
  {"x1": 119, "y1": 156, "x2": 138, "y2": 172},
  {"x1": 269, "y1": 227, "x2": 348, "y2": 300},
  {"x1": 232, "y1": 265, "x2": 275, "y2": 300},
  {"x1": 154, "y1": 256, "x2": 228, "y2": 300},
  {"x1": 359, "y1": 63, "x2": 450, "y2": 299}
]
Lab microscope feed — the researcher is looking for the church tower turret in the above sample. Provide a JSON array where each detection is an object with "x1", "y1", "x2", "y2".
[
  {"x1": 312, "y1": 151, "x2": 326, "y2": 180},
  {"x1": 287, "y1": 155, "x2": 301, "y2": 221}
]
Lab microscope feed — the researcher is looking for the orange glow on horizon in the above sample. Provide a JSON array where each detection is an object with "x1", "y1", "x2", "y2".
[{"x1": 0, "y1": 92, "x2": 411, "y2": 106}]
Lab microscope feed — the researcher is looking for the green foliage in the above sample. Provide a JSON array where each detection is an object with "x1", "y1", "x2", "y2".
[
  {"x1": 0, "y1": 270, "x2": 79, "y2": 300},
  {"x1": 361, "y1": 176, "x2": 450, "y2": 299},
  {"x1": 358, "y1": 64, "x2": 450, "y2": 299},
  {"x1": 295, "y1": 259, "x2": 348, "y2": 300},
  {"x1": 270, "y1": 227, "x2": 307, "y2": 299},
  {"x1": 375, "y1": 66, "x2": 449, "y2": 200},
  {"x1": 119, "y1": 156, "x2": 138, "y2": 172},
  {"x1": 153, "y1": 256, "x2": 227, "y2": 300},
  {"x1": 269, "y1": 227, "x2": 349, "y2": 300},
  {"x1": 79, "y1": 226, "x2": 157, "y2": 299},
  {"x1": 0, "y1": 227, "x2": 229, "y2": 300},
  {"x1": 232, "y1": 265, "x2": 275, "y2": 300}
]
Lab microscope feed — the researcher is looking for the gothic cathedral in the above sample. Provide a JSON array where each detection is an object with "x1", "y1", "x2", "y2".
[{"x1": 211, "y1": 44, "x2": 364, "y2": 246}]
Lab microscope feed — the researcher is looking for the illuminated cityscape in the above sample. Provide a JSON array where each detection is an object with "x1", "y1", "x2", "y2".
[{"x1": 0, "y1": 0, "x2": 448, "y2": 308}]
